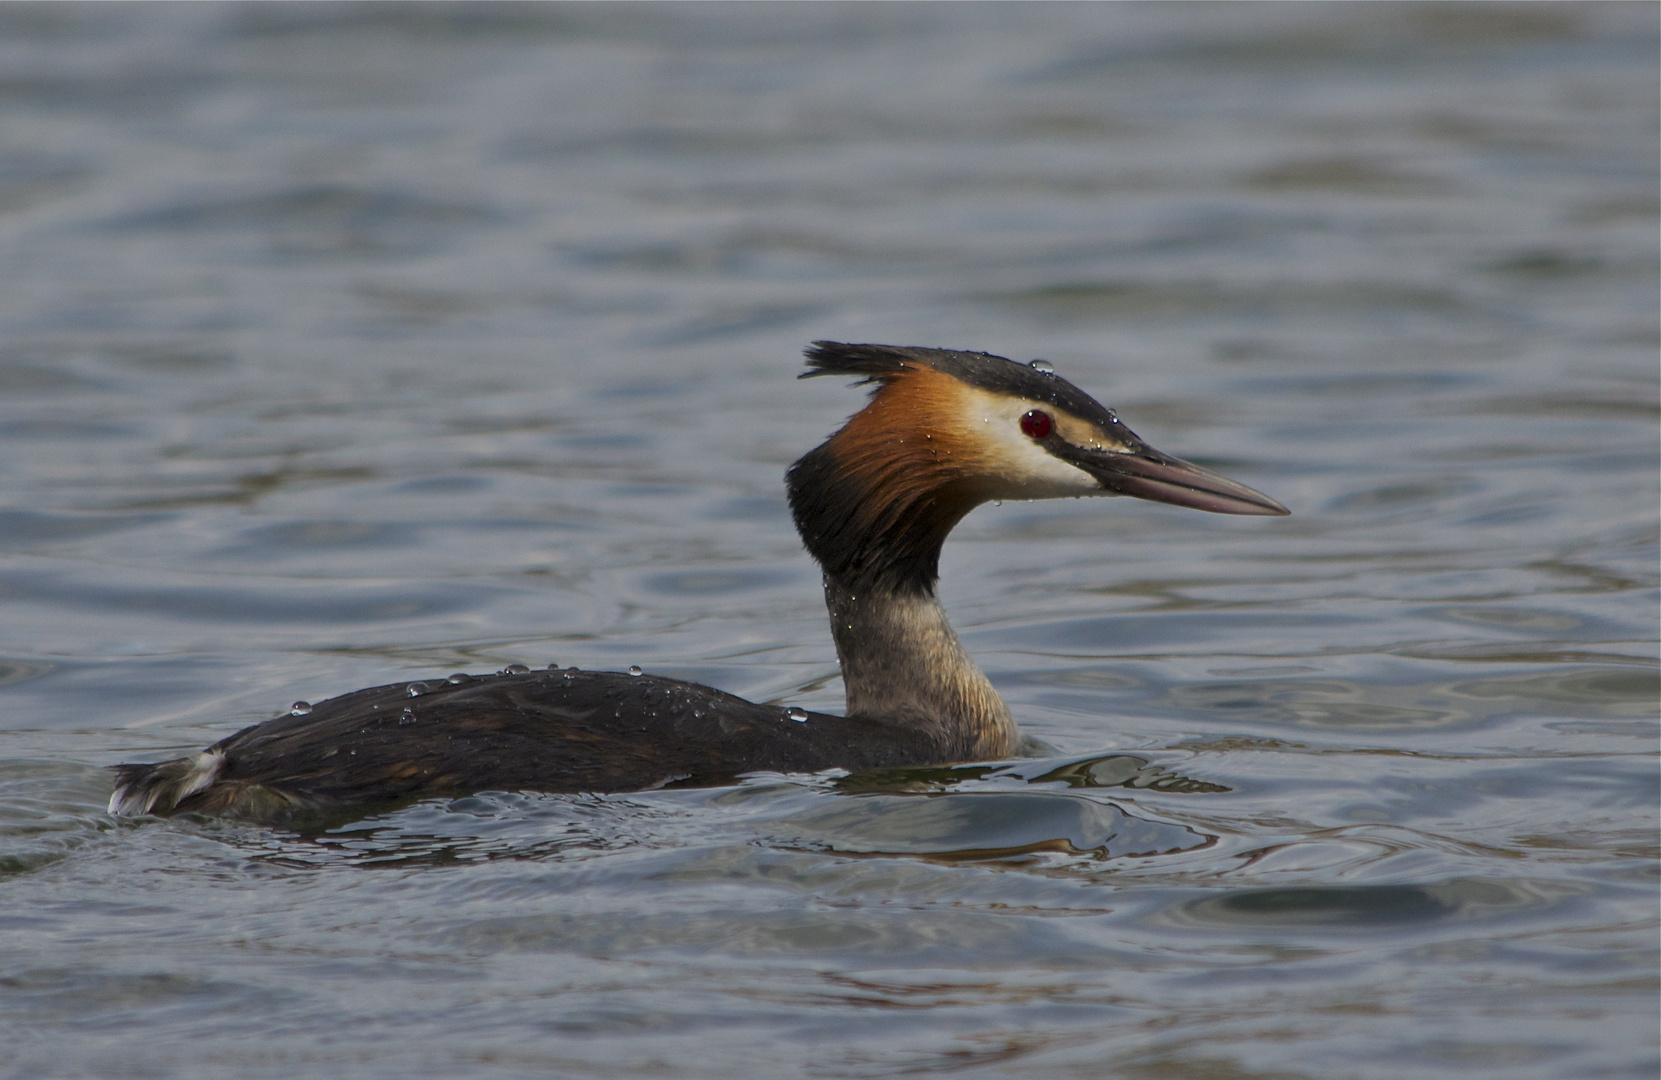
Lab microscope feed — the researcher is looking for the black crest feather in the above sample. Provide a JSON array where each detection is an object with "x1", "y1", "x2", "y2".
[
  {"x1": 801, "y1": 341, "x2": 922, "y2": 383},
  {"x1": 801, "y1": 341, "x2": 1120, "y2": 429}
]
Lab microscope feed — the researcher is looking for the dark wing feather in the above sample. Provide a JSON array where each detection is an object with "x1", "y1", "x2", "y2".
[{"x1": 130, "y1": 670, "x2": 947, "y2": 820}]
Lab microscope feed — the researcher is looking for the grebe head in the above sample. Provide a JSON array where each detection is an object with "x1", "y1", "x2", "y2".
[{"x1": 787, "y1": 342, "x2": 1288, "y2": 594}]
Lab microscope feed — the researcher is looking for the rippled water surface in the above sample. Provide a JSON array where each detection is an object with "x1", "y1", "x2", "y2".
[{"x1": 0, "y1": 4, "x2": 1656, "y2": 1078}]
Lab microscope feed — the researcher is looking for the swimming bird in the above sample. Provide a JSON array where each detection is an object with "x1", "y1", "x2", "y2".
[{"x1": 109, "y1": 342, "x2": 1287, "y2": 820}]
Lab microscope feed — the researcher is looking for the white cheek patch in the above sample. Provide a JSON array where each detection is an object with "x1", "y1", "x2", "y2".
[{"x1": 955, "y1": 390, "x2": 1105, "y2": 499}]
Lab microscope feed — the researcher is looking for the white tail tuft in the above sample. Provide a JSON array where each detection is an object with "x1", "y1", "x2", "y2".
[{"x1": 108, "y1": 749, "x2": 226, "y2": 816}]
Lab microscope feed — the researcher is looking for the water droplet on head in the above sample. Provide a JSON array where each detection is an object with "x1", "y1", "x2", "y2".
[
  {"x1": 406, "y1": 682, "x2": 431, "y2": 698},
  {"x1": 446, "y1": 673, "x2": 475, "y2": 685},
  {"x1": 289, "y1": 701, "x2": 312, "y2": 716},
  {"x1": 628, "y1": 665, "x2": 643, "y2": 677},
  {"x1": 786, "y1": 707, "x2": 809, "y2": 723},
  {"x1": 1028, "y1": 358, "x2": 1054, "y2": 373}
]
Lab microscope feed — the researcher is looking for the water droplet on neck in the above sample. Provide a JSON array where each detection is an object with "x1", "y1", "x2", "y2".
[
  {"x1": 627, "y1": 666, "x2": 643, "y2": 677},
  {"x1": 500, "y1": 663, "x2": 530, "y2": 676},
  {"x1": 289, "y1": 701, "x2": 312, "y2": 716},
  {"x1": 1028, "y1": 358, "x2": 1054, "y2": 373},
  {"x1": 786, "y1": 707, "x2": 809, "y2": 722},
  {"x1": 406, "y1": 682, "x2": 431, "y2": 698}
]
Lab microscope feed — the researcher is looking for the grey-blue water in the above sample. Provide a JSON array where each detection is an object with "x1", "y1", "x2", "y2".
[{"x1": 0, "y1": 4, "x2": 1655, "y2": 1078}]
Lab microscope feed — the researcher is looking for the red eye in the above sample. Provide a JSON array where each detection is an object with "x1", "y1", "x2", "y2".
[{"x1": 1020, "y1": 410, "x2": 1053, "y2": 439}]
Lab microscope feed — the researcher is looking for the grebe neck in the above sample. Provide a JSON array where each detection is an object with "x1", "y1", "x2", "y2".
[{"x1": 821, "y1": 574, "x2": 1017, "y2": 760}]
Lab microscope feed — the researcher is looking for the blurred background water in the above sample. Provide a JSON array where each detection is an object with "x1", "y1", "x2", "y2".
[{"x1": 0, "y1": 3, "x2": 1655, "y2": 1078}]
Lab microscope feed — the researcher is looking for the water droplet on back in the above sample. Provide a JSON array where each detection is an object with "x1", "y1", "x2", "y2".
[
  {"x1": 289, "y1": 701, "x2": 312, "y2": 716},
  {"x1": 786, "y1": 707, "x2": 809, "y2": 722},
  {"x1": 546, "y1": 663, "x2": 560, "y2": 671},
  {"x1": 1028, "y1": 358, "x2": 1054, "y2": 373},
  {"x1": 398, "y1": 707, "x2": 416, "y2": 726},
  {"x1": 628, "y1": 665, "x2": 643, "y2": 677},
  {"x1": 406, "y1": 682, "x2": 431, "y2": 697},
  {"x1": 446, "y1": 673, "x2": 475, "y2": 685},
  {"x1": 500, "y1": 663, "x2": 530, "y2": 676}
]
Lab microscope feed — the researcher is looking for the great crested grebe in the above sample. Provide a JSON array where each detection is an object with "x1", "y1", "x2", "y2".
[{"x1": 110, "y1": 342, "x2": 1288, "y2": 820}]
